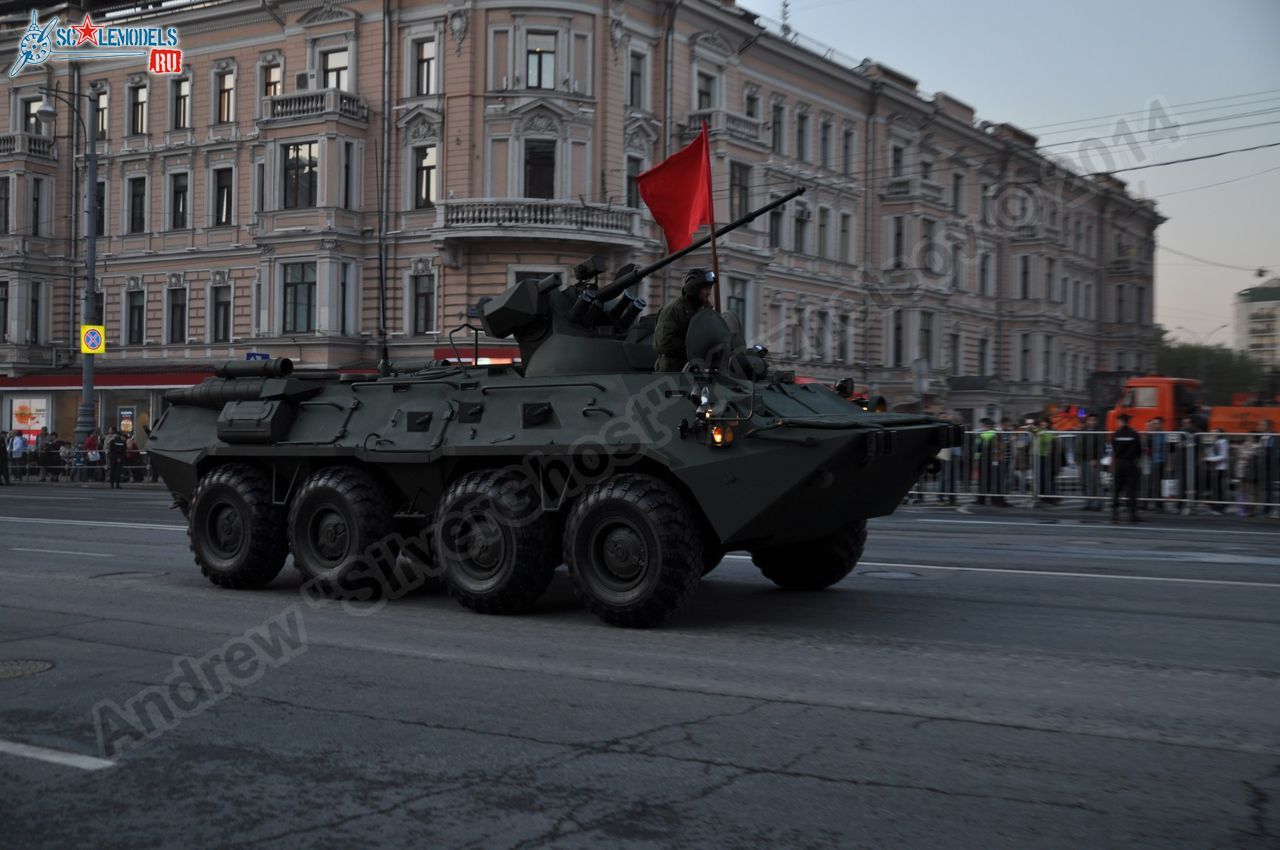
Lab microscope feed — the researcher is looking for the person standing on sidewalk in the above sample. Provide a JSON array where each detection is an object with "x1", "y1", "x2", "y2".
[
  {"x1": 1204, "y1": 428, "x2": 1231, "y2": 514},
  {"x1": 1142, "y1": 417, "x2": 1168, "y2": 512},
  {"x1": 0, "y1": 430, "x2": 10, "y2": 485},
  {"x1": 1259, "y1": 419, "x2": 1278, "y2": 515},
  {"x1": 1079, "y1": 414, "x2": 1105, "y2": 510},
  {"x1": 1111, "y1": 413, "x2": 1143, "y2": 523},
  {"x1": 105, "y1": 428, "x2": 129, "y2": 489},
  {"x1": 8, "y1": 430, "x2": 26, "y2": 482}
]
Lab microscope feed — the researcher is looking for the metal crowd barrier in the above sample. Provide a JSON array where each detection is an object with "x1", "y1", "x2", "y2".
[
  {"x1": 909, "y1": 429, "x2": 1280, "y2": 517},
  {"x1": 7, "y1": 450, "x2": 156, "y2": 484}
]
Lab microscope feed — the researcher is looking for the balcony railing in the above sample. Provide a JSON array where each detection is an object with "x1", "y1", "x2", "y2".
[
  {"x1": 885, "y1": 177, "x2": 911, "y2": 198},
  {"x1": 683, "y1": 109, "x2": 764, "y2": 145},
  {"x1": 260, "y1": 89, "x2": 369, "y2": 123},
  {"x1": 0, "y1": 132, "x2": 56, "y2": 161},
  {"x1": 1013, "y1": 224, "x2": 1040, "y2": 241},
  {"x1": 437, "y1": 198, "x2": 636, "y2": 236}
]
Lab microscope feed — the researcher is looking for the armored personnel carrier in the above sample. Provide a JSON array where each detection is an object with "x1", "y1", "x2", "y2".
[{"x1": 148, "y1": 191, "x2": 960, "y2": 627}]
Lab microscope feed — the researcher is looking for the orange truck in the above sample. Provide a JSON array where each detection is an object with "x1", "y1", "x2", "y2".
[{"x1": 1104, "y1": 376, "x2": 1280, "y2": 433}]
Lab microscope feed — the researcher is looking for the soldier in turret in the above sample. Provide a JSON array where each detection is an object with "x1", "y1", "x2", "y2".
[{"x1": 654, "y1": 268, "x2": 716, "y2": 371}]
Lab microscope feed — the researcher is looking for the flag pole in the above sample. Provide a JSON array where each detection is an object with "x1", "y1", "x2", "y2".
[{"x1": 702, "y1": 123, "x2": 721, "y2": 311}]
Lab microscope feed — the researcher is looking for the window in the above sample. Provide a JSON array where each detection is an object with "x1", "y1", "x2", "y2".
[
  {"x1": 412, "y1": 273, "x2": 436, "y2": 335},
  {"x1": 1042, "y1": 335, "x2": 1052, "y2": 382},
  {"x1": 212, "y1": 285, "x2": 231, "y2": 342},
  {"x1": 919, "y1": 311, "x2": 934, "y2": 364},
  {"x1": 30, "y1": 177, "x2": 42, "y2": 237},
  {"x1": 696, "y1": 71, "x2": 715, "y2": 110},
  {"x1": 283, "y1": 262, "x2": 317, "y2": 334},
  {"x1": 842, "y1": 129, "x2": 854, "y2": 176},
  {"x1": 949, "y1": 333, "x2": 961, "y2": 376},
  {"x1": 1019, "y1": 255, "x2": 1030, "y2": 299},
  {"x1": 817, "y1": 208, "x2": 830, "y2": 259},
  {"x1": 322, "y1": 49, "x2": 349, "y2": 90},
  {"x1": 816, "y1": 311, "x2": 831, "y2": 361},
  {"x1": 526, "y1": 33, "x2": 556, "y2": 89},
  {"x1": 836, "y1": 314, "x2": 850, "y2": 363},
  {"x1": 792, "y1": 204, "x2": 809, "y2": 254},
  {"x1": 338, "y1": 263, "x2": 351, "y2": 335},
  {"x1": 1044, "y1": 258, "x2": 1055, "y2": 301},
  {"x1": 920, "y1": 160, "x2": 933, "y2": 182},
  {"x1": 262, "y1": 63, "x2": 281, "y2": 98},
  {"x1": 980, "y1": 183, "x2": 991, "y2": 224},
  {"x1": 169, "y1": 173, "x2": 189, "y2": 230},
  {"x1": 127, "y1": 290, "x2": 145, "y2": 345},
  {"x1": 0, "y1": 177, "x2": 8, "y2": 233},
  {"x1": 795, "y1": 112, "x2": 809, "y2": 161},
  {"x1": 95, "y1": 182, "x2": 105, "y2": 236},
  {"x1": 28, "y1": 282, "x2": 41, "y2": 344},
  {"x1": 129, "y1": 84, "x2": 148, "y2": 134},
  {"x1": 0, "y1": 281, "x2": 7, "y2": 343},
  {"x1": 952, "y1": 173, "x2": 964, "y2": 214},
  {"x1": 726, "y1": 277, "x2": 747, "y2": 327},
  {"x1": 215, "y1": 71, "x2": 235, "y2": 123},
  {"x1": 922, "y1": 219, "x2": 937, "y2": 271},
  {"x1": 415, "y1": 39, "x2": 437, "y2": 96},
  {"x1": 524, "y1": 139, "x2": 555, "y2": 199},
  {"x1": 951, "y1": 244, "x2": 963, "y2": 290},
  {"x1": 93, "y1": 90, "x2": 108, "y2": 138},
  {"x1": 768, "y1": 204, "x2": 784, "y2": 249},
  {"x1": 342, "y1": 141, "x2": 354, "y2": 209},
  {"x1": 978, "y1": 337, "x2": 990, "y2": 375},
  {"x1": 891, "y1": 145, "x2": 904, "y2": 178},
  {"x1": 744, "y1": 90, "x2": 759, "y2": 119},
  {"x1": 213, "y1": 168, "x2": 233, "y2": 226},
  {"x1": 819, "y1": 121, "x2": 832, "y2": 169},
  {"x1": 129, "y1": 177, "x2": 147, "y2": 232},
  {"x1": 282, "y1": 142, "x2": 318, "y2": 209},
  {"x1": 1135, "y1": 286, "x2": 1146, "y2": 324},
  {"x1": 770, "y1": 103, "x2": 784, "y2": 153},
  {"x1": 22, "y1": 99, "x2": 44, "y2": 136},
  {"x1": 891, "y1": 216, "x2": 905, "y2": 268},
  {"x1": 171, "y1": 78, "x2": 190, "y2": 129},
  {"x1": 413, "y1": 146, "x2": 438, "y2": 209},
  {"x1": 838, "y1": 213, "x2": 852, "y2": 263},
  {"x1": 628, "y1": 52, "x2": 645, "y2": 108},
  {"x1": 1116, "y1": 284, "x2": 1126, "y2": 322},
  {"x1": 729, "y1": 162, "x2": 751, "y2": 219},
  {"x1": 891, "y1": 309, "x2": 904, "y2": 367},
  {"x1": 167, "y1": 286, "x2": 187, "y2": 344},
  {"x1": 979, "y1": 253, "x2": 991, "y2": 296},
  {"x1": 1020, "y1": 333, "x2": 1031, "y2": 380},
  {"x1": 625, "y1": 156, "x2": 642, "y2": 208},
  {"x1": 255, "y1": 162, "x2": 265, "y2": 212}
]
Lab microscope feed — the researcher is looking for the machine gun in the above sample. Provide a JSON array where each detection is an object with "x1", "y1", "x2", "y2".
[{"x1": 482, "y1": 188, "x2": 805, "y2": 377}]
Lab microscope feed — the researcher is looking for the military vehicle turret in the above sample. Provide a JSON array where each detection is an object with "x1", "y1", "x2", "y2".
[{"x1": 147, "y1": 189, "x2": 961, "y2": 627}]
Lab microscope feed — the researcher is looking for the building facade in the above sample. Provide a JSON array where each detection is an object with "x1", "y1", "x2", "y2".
[
  {"x1": 1235, "y1": 278, "x2": 1280, "y2": 369},
  {"x1": 0, "y1": 0, "x2": 1162, "y2": 440}
]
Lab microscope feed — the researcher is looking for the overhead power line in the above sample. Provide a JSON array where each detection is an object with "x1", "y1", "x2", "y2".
[
  {"x1": 1157, "y1": 244, "x2": 1276, "y2": 273},
  {"x1": 1024, "y1": 87, "x2": 1280, "y2": 132},
  {"x1": 1101, "y1": 141, "x2": 1280, "y2": 174}
]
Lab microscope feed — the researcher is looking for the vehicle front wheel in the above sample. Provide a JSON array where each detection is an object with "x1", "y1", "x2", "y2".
[
  {"x1": 750, "y1": 520, "x2": 866, "y2": 590},
  {"x1": 564, "y1": 473, "x2": 703, "y2": 628},
  {"x1": 435, "y1": 469, "x2": 557, "y2": 614},
  {"x1": 189, "y1": 464, "x2": 288, "y2": 589}
]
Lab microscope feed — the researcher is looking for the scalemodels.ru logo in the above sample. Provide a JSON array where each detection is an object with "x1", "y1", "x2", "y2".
[{"x1": 9, "y1": 10, "x2": 182, "y2": 78}]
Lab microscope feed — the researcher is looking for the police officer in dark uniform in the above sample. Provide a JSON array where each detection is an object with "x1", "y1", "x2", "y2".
[
  {"x1": 1111, "y1": 412, "x2": 1143, "y2": 523},
  {"x1": 106, "y1": 427, "x2": 129, "y2": 489},
  {"x1": 654, "y1": 268, "x2": 715, "y2": 372}
]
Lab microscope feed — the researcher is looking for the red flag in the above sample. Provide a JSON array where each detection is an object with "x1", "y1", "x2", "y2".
[{"x1": 636, "y1": 126, "x2": 712, "y2": 252}]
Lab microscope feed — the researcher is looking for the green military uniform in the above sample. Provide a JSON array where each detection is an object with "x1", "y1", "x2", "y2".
[{"x1": 654, "y1": 296, "x2": 707, "y2": 372}]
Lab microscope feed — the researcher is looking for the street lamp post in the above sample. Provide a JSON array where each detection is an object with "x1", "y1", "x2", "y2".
[
  {"x1": 1175, "y1": 322, "x2": 1230, "y2": 383},
  {"x1": 37, "y1": 89, "x2": 98, "y2": 450}
]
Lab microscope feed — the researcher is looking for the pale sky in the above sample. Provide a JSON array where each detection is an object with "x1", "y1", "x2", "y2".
[{"x1": 777, "y1": 0, "x2": 1280, "y2": 345}]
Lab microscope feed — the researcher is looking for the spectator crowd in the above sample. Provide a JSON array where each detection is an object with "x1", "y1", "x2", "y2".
[{"x1": 1, "y1": 427, "x2": 150, "y2": 487}]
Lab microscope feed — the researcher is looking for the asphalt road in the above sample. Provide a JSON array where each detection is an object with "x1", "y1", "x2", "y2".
[{"x1": 1, "y1": 482, "x2": 1277, "y2": 849}]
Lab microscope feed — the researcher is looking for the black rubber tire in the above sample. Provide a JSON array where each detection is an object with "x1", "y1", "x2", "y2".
[
  {"x1": 564, "y1": 473, "x2": 703, "y2": 628},
  {"x1": 435, "y1": 469, "x2": 557, "y2": 615},
  {"x1": 751, "y1": 520, "x2": 867, "y2": 590},
  {"x1": 288, "y1": 466, "x2": 395, "y2": 597},
  {"x1": 189, "y1": 464, "x2": 288, "y2": 590}
]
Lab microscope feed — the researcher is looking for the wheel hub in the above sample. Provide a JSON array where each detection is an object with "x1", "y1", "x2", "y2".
[
  {"x1": 600, "y1": 525, "x2": 647, "y2": 581},
  {"x1": 312, "y1": 510, "x2": 349, "y2": 562},
  {"x1": 459, "y1": 515, "x2": 505, "y2": 575},
  {"x1": 209, "y1": 504, "x2": 244, "y2": 557}
]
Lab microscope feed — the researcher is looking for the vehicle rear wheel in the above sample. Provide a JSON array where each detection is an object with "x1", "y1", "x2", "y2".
[
  {"x1": 289, "y1": 466, "x2": 395, "y2": 597},
  {"x1": 189, "y1": 464, "x2": 288, "y2": 589},
  {"x1": 564, "y1": 473, "x2": 703, "y2": 628},
  {"x1": 435, "y1": 469, "x2": 557, "y2": 614},
  {"x1": 750, "y1": 520, "x2": 866, "y2": 590}
]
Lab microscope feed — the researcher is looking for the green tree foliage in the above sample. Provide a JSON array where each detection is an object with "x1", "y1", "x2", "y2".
[{"x1": 1157, "y1": 336, "x2": 1267, "y2": 404}]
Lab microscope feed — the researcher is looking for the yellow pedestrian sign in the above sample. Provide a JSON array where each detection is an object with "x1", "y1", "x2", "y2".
[{"x1": 80, "y1": 325, "x2": 107, "y2": 355}]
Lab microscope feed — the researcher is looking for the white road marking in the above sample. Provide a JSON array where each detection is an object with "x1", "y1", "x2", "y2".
[
  {"x1": 917, "y1": 518, "x2": 1280, "y2": 537},
  {"x1": 858, "y1": 561, "x2": 1280, "y2": 589},
  {"x1": 12, "y1": 548, "x2": 115, "y2": 558},
  {"x1": 0, "y1": 516, "x2": 185, "y2": 532},
  {"x1": 0, "y1": 494, "x2": 92, "y2": 501},
  {"x1": 0, "y1": 739, "x2": 115, "y2": 771}
]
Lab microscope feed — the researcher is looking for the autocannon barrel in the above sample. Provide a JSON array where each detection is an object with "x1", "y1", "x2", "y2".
[{"x1": 213, "y1": 358, "x2": 294, "y2": 379}]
